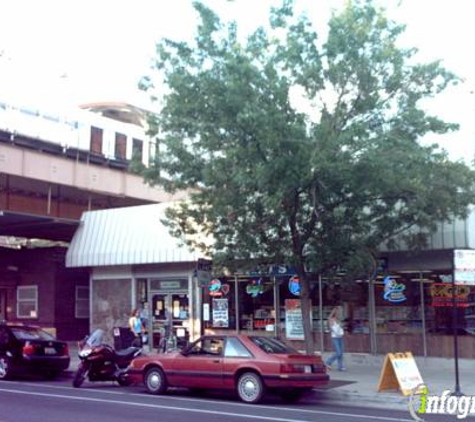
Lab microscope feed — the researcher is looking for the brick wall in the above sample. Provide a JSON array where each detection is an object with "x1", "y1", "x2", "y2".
[{"x1": 0, "y1": 247, "x2": 89, "y2": 340}]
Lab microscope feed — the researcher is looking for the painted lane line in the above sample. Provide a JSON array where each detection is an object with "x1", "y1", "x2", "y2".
[
  {"x1": 0, "y1": 388, "x2": 323, "y2": 422},
  {"x1": 0, "y1": 386, "x2": 413, "y2": 422}
]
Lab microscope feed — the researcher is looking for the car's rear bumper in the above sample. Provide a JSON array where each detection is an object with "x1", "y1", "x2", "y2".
[
  {"x1": 17, "y1": 355, "x2": 70, "y2": 373},
  {"x1": 263, "y1": 373, "x2": 330, "y2": 388}
]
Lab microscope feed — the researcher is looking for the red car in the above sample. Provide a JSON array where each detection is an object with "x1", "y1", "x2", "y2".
[{"x1": 129, "y1": 334, "x2": 329, "y2": 403}]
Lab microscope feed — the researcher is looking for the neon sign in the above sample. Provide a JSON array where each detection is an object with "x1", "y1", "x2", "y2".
[
  {"x1": 208, "y1": 279, "x2": 230, "y2": 297},
  {"x1": 246, "y1": 278, "x2": 264, "y2": 298},
  {"x1": 429, "y1": 283, "x2": 470, "y2": 308},
  {"x1": 383, "y1": 276, "x2": 406, "y2": 303},
  {"x1": 288, "y1": 275, "x2": 300, "y2": 296}
]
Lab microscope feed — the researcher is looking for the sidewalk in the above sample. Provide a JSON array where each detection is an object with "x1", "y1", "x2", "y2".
[
  {"x1": 66, "y1": 342, "x2": 473, "y2": 410},
  {"x1": 314, "y1": 351, "x2": 475, "y2": 410}
]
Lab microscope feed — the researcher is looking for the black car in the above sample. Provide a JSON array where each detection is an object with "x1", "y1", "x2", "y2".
[{"x1": 0, "y1": 323, "x2": 70, "y2": 380}]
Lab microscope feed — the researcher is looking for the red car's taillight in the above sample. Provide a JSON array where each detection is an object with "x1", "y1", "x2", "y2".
[
  {"x1": 62, "y1": 343, "x2": 69, "y2": 356},
  {"x1": 22, "y1": 342, "x2": 35, "y2": 356},
  {"x1": 280, "y1": 363, "x2": 307, "y2": 373}
]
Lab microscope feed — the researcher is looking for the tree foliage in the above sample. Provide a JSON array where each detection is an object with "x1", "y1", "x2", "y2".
[{"x1": 141, "y1": 0, "x2": 475, "y2": 352}]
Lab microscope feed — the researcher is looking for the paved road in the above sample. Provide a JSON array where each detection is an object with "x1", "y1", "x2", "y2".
[{"x1": 0, "y1": 376, "x2": 463, "y2": 422}]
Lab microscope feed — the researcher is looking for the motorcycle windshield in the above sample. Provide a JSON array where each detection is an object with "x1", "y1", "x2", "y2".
[{"x1": 86, "y1": 329, "x2": 104, "y2": 347}]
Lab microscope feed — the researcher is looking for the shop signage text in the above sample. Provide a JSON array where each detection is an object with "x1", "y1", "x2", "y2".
[
  {"x1": 269, "y1": 265, "x2": 297, "y2": 277},
  {"x1": 285, "y1": 299, "x2": 304, "y2": 340},
  {"x1": 212, "y1": 298, "x2": 229, "y2": 328},
  {"x1": 159, "y1": 281, "x2": 182, "y2": 290},
  {"x1": 247, "y1": 264, "x2": 297, "y2": 277},
  {"x1": 429, "y1": 283, "x2": 470, "y2": 308},
  {"x1": 150, "y1": 279, "x2": 187, "y2": 290}
]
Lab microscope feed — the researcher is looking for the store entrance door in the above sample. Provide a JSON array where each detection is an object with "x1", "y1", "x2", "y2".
[
  {"x1": 0, "y1": 289, "x2": 7, "y2": 321},
  {"x1": 151, "y1": 292, "x2": 190, "y2": 350}
]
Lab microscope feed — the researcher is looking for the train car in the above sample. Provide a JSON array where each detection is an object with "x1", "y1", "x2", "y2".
[{"x1": 0, "y1": 98, "x2": 155, "y2": 168}]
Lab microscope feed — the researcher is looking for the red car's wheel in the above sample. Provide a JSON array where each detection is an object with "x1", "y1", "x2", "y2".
[
  {"x1": 144, "y1": 367, "x2": 168, "y2": 395},
  {"x1": 237, "y1": 372, "x2": 265, "y2": 404}
]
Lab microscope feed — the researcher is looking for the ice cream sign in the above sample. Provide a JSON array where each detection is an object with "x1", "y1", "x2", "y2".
[{"x1": 383, "y1": 276, "x2": 407, "y2": 303}]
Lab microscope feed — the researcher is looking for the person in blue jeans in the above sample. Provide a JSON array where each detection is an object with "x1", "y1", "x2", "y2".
[{"x1": 325, "y1": 306, "x2": 346, "y2": 371}]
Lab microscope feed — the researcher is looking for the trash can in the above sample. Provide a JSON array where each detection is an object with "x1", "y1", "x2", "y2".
[{"x1": 113, "y1": 327, "x2": 134, "y2": 350}]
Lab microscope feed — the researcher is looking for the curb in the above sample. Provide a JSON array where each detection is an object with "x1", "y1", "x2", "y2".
[{"x1": 312, "y1": 388, "x2": 408, "y2": 411}]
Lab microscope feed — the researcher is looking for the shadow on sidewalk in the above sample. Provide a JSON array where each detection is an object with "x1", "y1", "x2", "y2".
[{"x1": 317, "y1": 379, "x2": 358, "y2": 390}]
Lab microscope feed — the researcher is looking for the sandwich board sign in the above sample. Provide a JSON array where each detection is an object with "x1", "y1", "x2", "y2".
[{"x1": 377, "y1": 352, "x2": 425, "y2": 396}]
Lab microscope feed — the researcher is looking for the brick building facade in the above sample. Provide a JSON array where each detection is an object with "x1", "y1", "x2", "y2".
[{"x1": 0, "y1": 246, "x2": 89, "y2": 340}]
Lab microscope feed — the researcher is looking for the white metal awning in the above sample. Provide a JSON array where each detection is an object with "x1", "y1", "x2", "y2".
[
  {"x1": 66, "y1": 203, "x2": 205, "y2": 267},
  {"x1": 66, "y1": 202, "x2": 475, "y2": 268}
]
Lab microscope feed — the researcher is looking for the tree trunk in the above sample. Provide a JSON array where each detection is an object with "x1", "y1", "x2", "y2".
[{"x1": 297, "y1": 267, "x2": 314, "y2": 354}]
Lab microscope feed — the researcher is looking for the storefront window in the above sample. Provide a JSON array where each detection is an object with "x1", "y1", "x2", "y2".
[
  {"x1": 238, "y1": 276, "x2": 274, "y2": 331},
  {"x1": 136, "y1": 278, "x2": 148, "y2": 303},
  {"x1": 172, "y1": 294, "x2": 189, "y2": 320},
  {"x1": 277, "y1": 276, "x2": 318, "y2": 339},
  {"x1": 373, "y1": 276, "x2": 422, "y2": 334},
  {"x1": 202, "y1": 276, "x2": 280, "y2": 333},
  {"x1": 202, "y1": 277, "x2": 236, "y2": 330},
  {"x1": 425, "y1": 273, "x2": 475, "y2": 336},
  {"x1": 320, "y1": 279, "x2": 368, "y2": 334}
]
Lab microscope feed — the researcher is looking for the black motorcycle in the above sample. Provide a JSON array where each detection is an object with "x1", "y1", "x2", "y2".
[{"x1": 72, "y1": 329, "x2": 141, "y2": 388}]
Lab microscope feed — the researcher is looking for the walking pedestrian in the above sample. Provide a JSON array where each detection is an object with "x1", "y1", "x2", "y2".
[{"x1": 325, "y1": 306, "x2": 346, "y2": 371}]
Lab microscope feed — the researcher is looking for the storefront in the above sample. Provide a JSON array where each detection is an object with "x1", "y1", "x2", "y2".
[
  {"x1": 201, "y1": 271, "x2": 318, "y2": 342},
  {"x1": 201, "y1": 250, "x2": 475, "y2": 358},
  {"x1": 318, "y1": 268, "x2": 475, "y2": 358},
  {"x1": 67, "y1": 203, "x2": 475, "y2": 358},
  {"x1": 66, "y1": 204, "x2": 207, "y2": 346}
]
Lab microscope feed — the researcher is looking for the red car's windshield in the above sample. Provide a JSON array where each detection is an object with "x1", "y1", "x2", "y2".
[
  {"x1": 249, "y1": 336, "x2": 299, "y2": 354},
  {"x1": 11, "y1": 327, "x2": 55, "y2": 341}
]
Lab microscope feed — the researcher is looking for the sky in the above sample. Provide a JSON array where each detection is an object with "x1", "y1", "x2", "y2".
[{"x1": 0, "y1": 0, "x2": 474, "y2": 161}]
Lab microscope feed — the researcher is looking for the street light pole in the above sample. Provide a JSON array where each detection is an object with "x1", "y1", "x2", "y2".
[{"x1": 452, "y1": 252, "x2": 462, "y2": 396}]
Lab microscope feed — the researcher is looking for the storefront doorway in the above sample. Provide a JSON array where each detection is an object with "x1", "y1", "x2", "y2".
[{"x1": 151, "y1": 292, "x2": 190, "y2": 349}]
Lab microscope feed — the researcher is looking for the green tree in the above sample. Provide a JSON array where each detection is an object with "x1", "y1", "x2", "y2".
[{"x1": 140, "y1": 0, "x2": 475, "y2": 353}]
